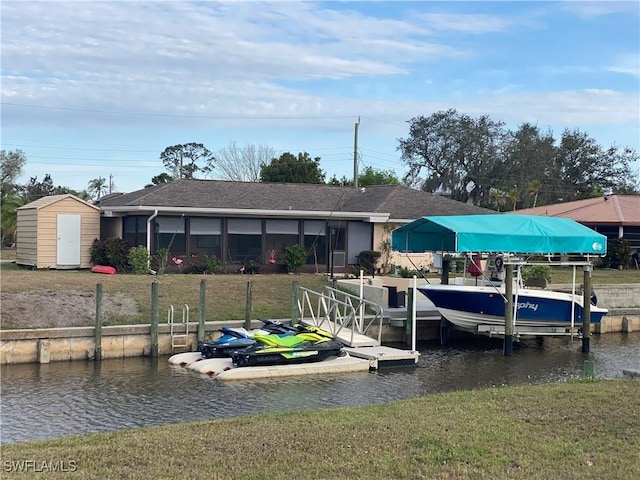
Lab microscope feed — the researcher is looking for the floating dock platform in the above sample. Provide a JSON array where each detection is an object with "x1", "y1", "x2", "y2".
[{"x1": 168, "y1": 345, "x2": 419, "y2": 381}]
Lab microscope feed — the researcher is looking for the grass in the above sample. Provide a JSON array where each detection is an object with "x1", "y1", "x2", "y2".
[
  {"x1": 1, "y1": 379, "x2": 638, "y2": 479},
  {"x1": 0, "y1": 261, "x2": 331, "y2": 326},
  {"x1": 0, "y1": 258, "x2": 638, "y2": 329}
]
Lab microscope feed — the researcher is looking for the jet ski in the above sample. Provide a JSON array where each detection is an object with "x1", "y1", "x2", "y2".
[
  {"x1": 230, "y1": 328, "x2": 344, "y2": 367},
  {"x1": 198, "y1": 327, "x2": 262, "y2": 359},
  {"x1": 198, "y1": 320, "x2": 333, "y2": 359}
]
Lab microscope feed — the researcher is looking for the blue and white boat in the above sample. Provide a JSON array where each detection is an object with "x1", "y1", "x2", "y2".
[
  {"x1": 417, "y1": 283, "x2": 608, "y2": 332},
  {"x1": 392, "y1": 214, "x2": 610, "y2": 335}
]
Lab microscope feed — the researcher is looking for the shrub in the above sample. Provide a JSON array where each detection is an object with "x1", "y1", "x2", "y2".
[
  {"x1": 90, "y1": 238, "x2": 131, "y2": 271},
  {"x1": 605, "y1": 237, "x2": 632, "y2": 269},
  {"x1": 128, "y1": 246, "x2": 150, "y2": 274},
  {"x1": 284, "y1": 244, "x2": 306, "y2": 273},
  {"x1": 205, "y1": 254, "x2": 225, "y2": 274},
  {"x1": 521, "y1": 264, "x2": 552, "y2": 283},
  {"x1": 357, "y1": 250, "x2": 381, "y2": 275},
  {"x1": 244, "y1": 259, "x2": 260, "y2": 274},
  {"x1": 153, "y1": 247, "x2": 170, "y2": 274}
]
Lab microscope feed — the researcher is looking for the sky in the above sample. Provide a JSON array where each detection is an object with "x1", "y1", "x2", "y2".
[{"x1": 1, "y1": 0, "x2": 639, "y2": 195}]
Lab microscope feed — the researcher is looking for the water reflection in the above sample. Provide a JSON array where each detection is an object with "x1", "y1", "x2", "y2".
[{"x1": 2, "y1": 333, "x2": 638, "y2": 444}]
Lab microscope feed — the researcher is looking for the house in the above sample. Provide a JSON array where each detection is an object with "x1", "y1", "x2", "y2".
[
  {"x1": 16, "y1": 194, "x2": 101, "y2": 269},
  {"x1": 515, "y1": 195, "x2": 640, "y2": 252},
  {"x1": 97, "y1": 179, "x2": 492, "y2": 273}
]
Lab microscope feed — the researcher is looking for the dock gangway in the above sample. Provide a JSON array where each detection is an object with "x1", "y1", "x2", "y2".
[{"x1": 296, "y1": 286, "x2": 383, "y2": 348}]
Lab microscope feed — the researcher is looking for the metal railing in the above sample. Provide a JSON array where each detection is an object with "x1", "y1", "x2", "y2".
[{"x1": 297, "y1": 286, "x2": 383, "y2": 346}]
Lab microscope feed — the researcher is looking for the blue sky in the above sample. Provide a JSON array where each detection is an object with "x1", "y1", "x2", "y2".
[{"x1": 1, "y1": 0, "x2": 639, "y2": 194}]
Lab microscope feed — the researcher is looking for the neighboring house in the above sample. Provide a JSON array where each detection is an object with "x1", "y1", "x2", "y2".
[
  {"x1": 515, "y1": 195, "x2": 640, "y2": 252},
  {"x1": 97, "y1": 179, "x2": 492, "y2": 273},
  {"x1": 16, "y1": 194, "x2": 101, "y2": 269}
]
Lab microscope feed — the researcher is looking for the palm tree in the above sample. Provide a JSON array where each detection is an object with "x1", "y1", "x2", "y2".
[
  {"x1": 489, "y1": 188, "x2": 505, "y2": 212},
  {"x1": 507, "y1": 186, "x2": 519, "y2": 211},
  {"x1": 87, "y1": 177, "x2": 108, "y2": 200},
  {"x1": 527, "y1": 179, "x2": 541, "y2": 208},
  {"x1": 1, "y1": 193, "x2": 28, "y2": 246}
]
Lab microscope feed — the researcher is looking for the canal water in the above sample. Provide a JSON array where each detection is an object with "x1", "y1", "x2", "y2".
[{"x1": 2, "y1": 332, "x2": 639, "y2": 444}]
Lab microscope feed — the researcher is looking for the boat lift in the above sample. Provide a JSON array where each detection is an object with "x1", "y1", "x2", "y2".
[{"x1": 392, "y1": 214, "x2": 606, "y2": 356}]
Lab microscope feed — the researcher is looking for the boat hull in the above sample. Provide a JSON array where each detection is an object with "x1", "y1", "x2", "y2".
[{"x1": 418, "y1": 284, "x2": 608, "y2": 331}]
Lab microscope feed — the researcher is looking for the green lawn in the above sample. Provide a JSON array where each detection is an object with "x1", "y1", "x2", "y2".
[{"x1": 1, "y1": 379, "x2": 637, "y2": 480}]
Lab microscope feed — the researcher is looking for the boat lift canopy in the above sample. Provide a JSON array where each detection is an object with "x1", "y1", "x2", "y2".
[{"x1": 391, "y1": 214, "x2": 607, "y2": 255}]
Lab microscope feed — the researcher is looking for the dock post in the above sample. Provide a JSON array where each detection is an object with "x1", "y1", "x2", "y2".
[
  {"x1": 291, "y1": 280, "x2": 299, "y2": 323},
  {"x1": 441, "y1": 256, "x2": 450, "y2": 285},
  {"x1": 503, "y1": 264, "x2": 514, "y2": 356},
  {"x1": 405, "y1": 286, "x2": 414, "y2": 346},
  {"x1": 583, "y1": 359, "x2": 596, "y2": 379},
  {"x1": 582, "y1": 265, "x2": 592, "y2": 353},
  {"x1": 198, "y1": 279, "x2": 206, "y2": 345},
  {"x1": 94, "y1": 283, "x2": 103, "y2": 361},
  {"x1": 440, "y1": 317, "x2": 449, "y2": 346},
  {"x1": 244, "y1": 280, "x2": 253, "y2": 330},
  {"x1": 150, "y1": 281, "x2": 159, "y2": 357}
]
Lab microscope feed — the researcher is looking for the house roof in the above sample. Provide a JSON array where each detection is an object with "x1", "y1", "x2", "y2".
[
  {"x1": 17, "y1": 194, "x2": 100, "y2": 211},
  {"x1": 514, "y1": 195, "x2": 640, "y2": 226},
  {"x1": 98, "y1": 179, "x2": 491, "y2": 221}
]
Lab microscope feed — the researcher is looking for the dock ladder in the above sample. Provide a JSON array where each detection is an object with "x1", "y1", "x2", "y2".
[{"x1": 168, "y1": 304, "x2": 190, "y2": 351}]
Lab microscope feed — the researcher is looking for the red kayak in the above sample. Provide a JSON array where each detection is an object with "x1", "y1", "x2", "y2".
[{"x1": 91, "y1": 265, "x2": 116, "y2": 275}]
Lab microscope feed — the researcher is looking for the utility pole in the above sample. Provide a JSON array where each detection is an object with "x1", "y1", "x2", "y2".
[
  {"x1": 109, "y1": 174, "x2": 114, "y2": 194},
  {"x1": 353, "y1": 117, "x2": 360, "y2": 187}
]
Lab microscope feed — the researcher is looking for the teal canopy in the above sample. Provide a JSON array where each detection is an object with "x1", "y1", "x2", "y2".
[{"x1": 391, "y1": 214, "x2": 607, "y2": 255}]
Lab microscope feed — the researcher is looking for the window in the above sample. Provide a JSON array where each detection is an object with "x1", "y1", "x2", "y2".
[
  {"x1": 265, "y1": 220, "x2": 299, "y2": 265},
  {"x1": 123, "y1": 216, "x2": 147, "y2": 248},
  {"x1": 227, "y1": 219, "x2": 262, "y2": 264},
  {"x1": 155, "y1": 216, "x2": 186, "y2": 253},
  {"x1": 304, "y1": 220, "x2": 326, "y2": 265},
  {"x1": 190, "y1": 218, "x2": 222, "y2": 258}
]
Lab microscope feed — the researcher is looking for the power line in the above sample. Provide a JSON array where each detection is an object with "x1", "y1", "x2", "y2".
[{"x1": 2, "y1": 102, "x2": 360, "y2": 121}]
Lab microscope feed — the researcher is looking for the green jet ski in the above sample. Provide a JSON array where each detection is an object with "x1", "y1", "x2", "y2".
[{"x1": 230, "y1": 325, "x2": 343, "y2": 367}]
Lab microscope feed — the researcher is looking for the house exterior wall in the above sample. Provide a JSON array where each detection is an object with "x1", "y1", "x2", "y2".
[
  {"x1": 372, "y1": 223, "x2": 434, "y2": 274},
  {"x1": 16, "y1": 208, "x2": 38, "y2": 267}
]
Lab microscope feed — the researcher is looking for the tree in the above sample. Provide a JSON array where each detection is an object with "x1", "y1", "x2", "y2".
[
  {"x1": 328, "y1": 167, "x2": 400, "y2": 187},
  {"x1": 87, "y1": 177, "x2": 108, "y2": 200},
  {"x1": 398, "y1": 109, "x2": 507, "y2": 206},
  {"x1": 398, "y1": 111, "x2": 639, "y2": 209},
  {"x1": 358, "y1": 166, "x2": 400, "y2": 187},
  {"x1": 146, "y1": 172, "x2": 173, "y2": 187},
  {"x1": 215, "y1": 142, "x2": 275, "y2": 182},
  {"x1": 260, "y1": 152, "x2": 325, "y2": 184},
  {"x1": 1, "y1": 149, "x2": 26, "y2": 198},
  {"x1": 526, "y1": 179, "x2": 542, "y2": 208},
  {"x1": 160, "y1": 143, "x2": 214, "y2": 179},
  {"x1": 0, "y1": 193, "x2": 27, "y2": 246},
  {"x1": 554, "y1": 130, "x2": 638, "y2": 201}
]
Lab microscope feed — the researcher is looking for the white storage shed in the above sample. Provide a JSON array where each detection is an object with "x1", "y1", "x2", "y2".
[{"x1": 16, "y1": 194, "x2": 101, "y2": 269}]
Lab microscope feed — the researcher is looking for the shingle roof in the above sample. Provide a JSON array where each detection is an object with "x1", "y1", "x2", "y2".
[
  {"x1": 17, "y1": 194, "x2": 99, "y2": 211},
  {"x1": 515, "y1": 195, "x2": 640, "y2": 226},
  {"x1": 98, "y1": 179, "x2": 492, "y2": 219}
]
